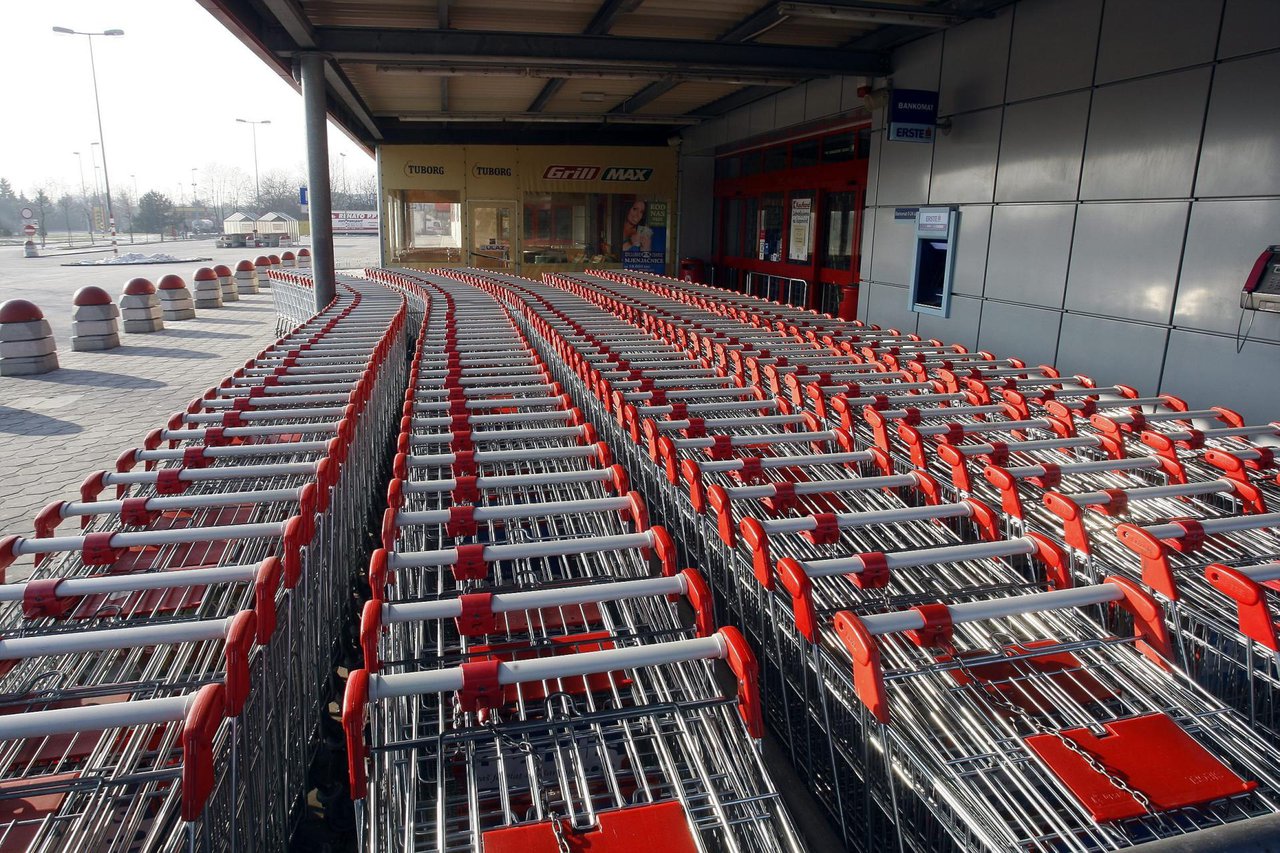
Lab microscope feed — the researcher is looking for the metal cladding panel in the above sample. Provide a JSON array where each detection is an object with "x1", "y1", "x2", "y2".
[
  {"x1": 1006, "y1": 0, "x2": 1102, "y2": 102},
  {"x1": 804, "y1": 77, "x2": 842, "y2": 122},
  {"x1": 609, "y1": 1, "x2": 758, "y2": 40},
  {"x1": 875, "y1": 133, "x2": 934, "y2": 207},
  {"x1": 845, "y1": 76, "x2": 871, "y2": 117},
  {"x1": 951, "y1": 204, "x2": 992, "y2": 297},
  {"x1": 750, "y1": 98, "x2": 778, "y2": 135},
  {"x1": 983, "y1": 203, "x2": 1076, "y2": 308},
  {"x1": 757, "y1": 19, "x2": 870, "y2": 47},
  {"x1": 1218, "y1": 0, "x2": 1280, "y2": 59},
  {"x1": 1065, "y1": 201, "x2": 1189, "y2": 324},
  {"x1": 1079, "y1": 68, "x2": 1211, "y2": 201},
  {"x1": 1175, "y1": 199, "x2": 1280, "y2": 341},
  {"x1": 860, "y1": 205, "x2": 876, "y2": 280},
  {"x1": 857, "y1": 276, "x2": 872, "y2": 318},
  {"x1": 448, "y1": 0, "x2": 597, "y2": 33},
  {"x1": 1196, "y1": 53, "x2": 1280, "y2": 198},
  {"x1": 976, "y1": 300, "x2": 1062, "y2": 368},
  {"x1": 727, "y1": 107, "x2": 751, "y2": 142},
  {"x1": 868, "y1": 206, "x2": 914, "y2": 286},
  {"x1": 1095, "y1": 0, "x2": 1223, "y2": 84},
  {"x1": 347, "y1": 66, "x2": 442, "y2": 113},
  {"x1": 447, "y1": 77, "x2": 549, "y2": 113},
  {"x1": 917, "y1": 293, "x2": 982, "y2": 351},
  {"x1": 890, "y1": 33, "x2": 943, "y2": 91},
  {"x1": 995, "y1": 91, "x2": 1089, "y2": 202},
  {"x1": 938, "y1": 7, "x2": 1012, "y2": 115},
  {"x1": 542, "y1": 79, "x2": 648, "y2": 114},
  {"x1": 1161, "y1": 329, "x2": 1280, "y2": 422},
  {"x1": 928, "y1": 107, "x2": 1001, "y2": 205},
  {"x1": 866, "y1": 282, "x2": 919, "y2": 336},
  {"x1": 677, "y1": 154, "x2": 715, "y2": 258},
  {"x1": 303, "y1": 0, "x2": 436, "y2": 27},
  {"x1": 865, "y1": 127, "x2": 881, "y2": 206},
  {"x1": 1055, "y1": 312, "x2": 1168, "y2": 394},
  {"x1": 775, "y1": 86, "x2": 806, "y2": 128}
]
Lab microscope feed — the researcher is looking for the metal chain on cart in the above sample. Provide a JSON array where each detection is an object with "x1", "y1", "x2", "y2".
[{"x1": 942, "y1": 634, "x2": 1153, "y2": 814}]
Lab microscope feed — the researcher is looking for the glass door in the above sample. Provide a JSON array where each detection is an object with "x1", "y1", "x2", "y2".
[
  {"x1": 816, "y1": 189, "x2": 860, "y2": 317},
  {"x1": 468, "y1": 200, "x2": 514, "y2": 270}
]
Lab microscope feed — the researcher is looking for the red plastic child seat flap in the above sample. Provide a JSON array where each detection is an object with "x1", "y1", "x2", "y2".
[
  {"x1": 1025, "y1": 712, "x2": 1256, "y2": 822},
  {"x1": 481, "y1": 802, "x2": 699, "y2": 853}
]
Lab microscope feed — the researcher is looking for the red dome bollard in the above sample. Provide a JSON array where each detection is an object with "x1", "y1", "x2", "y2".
[
  {"x1": 213, "y1": 264, "x2": 238, "y2": 302},
  {"x1": 235, "y1": 259, "x2": 260, "y2": 294},
  {"x1": 192, "y1": 267, "x2": 224, "y2": 309},
  {"x1": 71, "y1": 287, "x2": 122, "y2": 351},
  {"x1": 120, "y1": 278, "x2": 164, "y2": 333},
  {"x1": 159, "y1": 274, "x2": 198, "y2": 321},
  {"x1": 0, "y1": 299, "x2": 59, "y2": 374}
]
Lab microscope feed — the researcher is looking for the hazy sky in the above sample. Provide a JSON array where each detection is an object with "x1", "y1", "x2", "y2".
[{"x1": 0, "y1": 0, "x2": 374, "y2": 200}]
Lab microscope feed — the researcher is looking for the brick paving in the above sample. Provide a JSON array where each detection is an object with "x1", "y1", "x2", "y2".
[{"x1": 0, "y1": 293, "x2": 282, "y2": 561}]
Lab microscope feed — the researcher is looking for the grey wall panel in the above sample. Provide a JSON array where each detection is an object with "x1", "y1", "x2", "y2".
[
  {"x1": 939, "y1": 7, "x2": 1013, "y2": 115},
  {"x1": 984, "y1": 203, "x2": 1076, "y2": 307},
  {"x1": 868, "y1": 206, "x2": 914, "y2": 286},
  {"x1": 727, "y1": 108, "x2": 750, "y2": 143},
  {"x1": 680, "y1": 121, "x2": 720, "y2": 155},
  {"x1": 917, "y1": 294, "x2": 982, "y2": 351},
  {"x1": 1064, "y1": 201, "x2": 1189, "y2": 323},
  {"x1": 1197, "y1": 53, "x2": 1280, "y2": 198},
  {"x1": 995, "y1": 91, "x2": 1089, "y2": 202},
  {"x1": 928, "y1": 107, "x2": 1001, "y2": 204},
  {"x1": 866, "y1": 283, "x2": 919, "y2": 335},
  {"x1": 865, "y1": 128, "x2": 882, "y2": 207},
  {"x1": 891, "y1": 33, "x2": 943, "y2": 90},
  {"x1": 749, "y1": 98, "x2": 777, "y2": 136},
  {"x1": 775, "y1": 86, "x2": 806, "y2": 128},
  {"x1": 1218, "y1": 0, "x2": 1280, "y2": 59},
  {"x1": 805, "y1": 77, "x2": 842, "y2": 122},
  {"x1": 875, "y1": 134, "x2": 934, "y2": 206},
  {"x1": 1056, "y1": 313, "x2": 1168, "y2": 393},
  {"x1": 1095, "y1": 0, "x2": 1222, "y2": 84},
  {"x1": 1161, "y1": 330, "x2": 1279, "y2": 422},
  {"x1": 841, "y1": 76, "x2": 866, "y2": 115},
  {"x1": 1175, "y1": 199, "x2": 1280, "y2": 341},
  {"x1": 977, "y1": 300, "x2": 1062, "y2": 366},
  {"x1": 676, "y1": 155, "x2": 715, "y2": 260},
  {"x1": 952, "y1": 204, "x2": 992, "y2": 296},
  {"x1": 857, "y1": 278, "x2": 871, "y2": 320},
  {"x1": 1079, "y1": 68, "x2": 1211, "y2": 200},
  {"x1": 860, "y1": 203, "x2": 875, "y2": 280},
  {"x1": 1007, "y1": 0, "x2": 1102, "y2": 102}
]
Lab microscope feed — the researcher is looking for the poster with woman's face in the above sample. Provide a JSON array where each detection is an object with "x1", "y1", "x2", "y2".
[{"x1": 619, "y1": 196, "x2": 667, "y2": 274}]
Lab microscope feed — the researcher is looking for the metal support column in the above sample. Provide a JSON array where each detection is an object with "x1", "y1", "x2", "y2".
[{"x1": 301, "y1": 52, "x2": 337, "y2": 309}]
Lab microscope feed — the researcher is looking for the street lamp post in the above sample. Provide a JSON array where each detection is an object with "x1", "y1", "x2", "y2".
[
  {"x1": 72, "y1": 150, "x2": 91, "y2": 245},
  {"x1": 236, "y1": 119, "x2": 270, "y2": 211},
  {"x1": 54, "y1": 26, "x2": 124, "y2": 256},
  {"x1": 128, "y1": 173, "x2": 137, "y2": 243},
  {"x1": 338, "y1": 152, "x2": 348, "y2": 203}
]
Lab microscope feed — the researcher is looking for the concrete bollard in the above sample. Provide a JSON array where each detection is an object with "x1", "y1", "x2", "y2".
[
  {"x1": 254, "y1": 256, "x2": 272, "y2": 288},
  {"x1": 0, "y1": 299, "x2": 58, "y2": 375},
  {"x1": 234, "y1": 259, "x2": 260, "y2": 295},
  {"x1": 158, "y1": 274, "x2": 197, "y2": 321},
  {"x1": 191, "y1": 268, "x2": 223, "y2": 309},
  {"x1": 213, "y1": 264, "x2": 238, "y2": 302},
  {"x1": 281, "y1": 250, "x2": 297, "y2": 268},
  {"x1": 297, "y1": 248, "x2": 311, "y2": 269},
  {"x1": 120, "y1": 278, "x2": 164, "y2": 334},
  {"x1": 71, "y1": 286, "x2": 122, "y2": 351}
]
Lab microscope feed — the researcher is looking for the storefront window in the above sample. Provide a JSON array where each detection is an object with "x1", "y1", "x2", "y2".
[
  {"x1": 822, "y1": 131, "x2": 856, "y2": 163},
  {"x1": 763, "y1": 145, "x2": 788, "y2": 173},
  {"x1": 741, "y1": 151, "x2": 764, "y2": 177},
  {"x1": 520, "y1": 192, "x2": 668, "y2": 271},
  {"x1": 792, "y1": 139, "x2": 819, "y2": 169},
  {"x1": 758, "y1": 193, "x2": 784, "y2": 262},
  {"x1": 388, "y1": 189, "x2": 462, "y2": 264},
  {"x1": 822, "y1": 190, "x2": 858, "y2": 271}
]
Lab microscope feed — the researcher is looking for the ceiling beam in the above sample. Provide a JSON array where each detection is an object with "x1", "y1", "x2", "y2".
[
  {"x1": 274, "y1": 28, "x2": 890, "y2": 77},
  {"x1": 529, "y1": 0, "x2": 642, "y2": 113}
]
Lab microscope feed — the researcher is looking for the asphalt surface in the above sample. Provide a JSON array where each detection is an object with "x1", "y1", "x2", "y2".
[{"x1": 0, "y1": 236, "x2": 381, "y2": 341}]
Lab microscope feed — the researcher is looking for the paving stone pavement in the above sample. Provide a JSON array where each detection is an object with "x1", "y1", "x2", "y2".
[{"x1": 0, "y1": 293, "x2": 285, "y2": 561}]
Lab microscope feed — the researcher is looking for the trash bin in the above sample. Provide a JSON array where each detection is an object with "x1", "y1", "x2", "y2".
[{"x1": 679, "y1": 258, "x2": 705, "y2": 283}]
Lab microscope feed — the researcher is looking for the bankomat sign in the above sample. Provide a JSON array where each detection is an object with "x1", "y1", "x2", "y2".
[
  {"x1": 543, "y1": 165, "x2": 654, "y2": 182},
  {"x1": 888, "y1": 88, "x2": 938, "y2": 143}
]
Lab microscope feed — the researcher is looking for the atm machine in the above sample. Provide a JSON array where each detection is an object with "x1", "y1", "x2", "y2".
[{"x1": 908, "y1": 206, "x2": 958, "y2": 318}]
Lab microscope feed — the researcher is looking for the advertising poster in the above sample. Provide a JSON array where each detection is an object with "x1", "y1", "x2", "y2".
[
  {"x1": 789, "y1": 197, "x2": 812, "y2": 262},
  {"x1": 620, "y1": 196, "x2": 667, "y2": 274}
]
